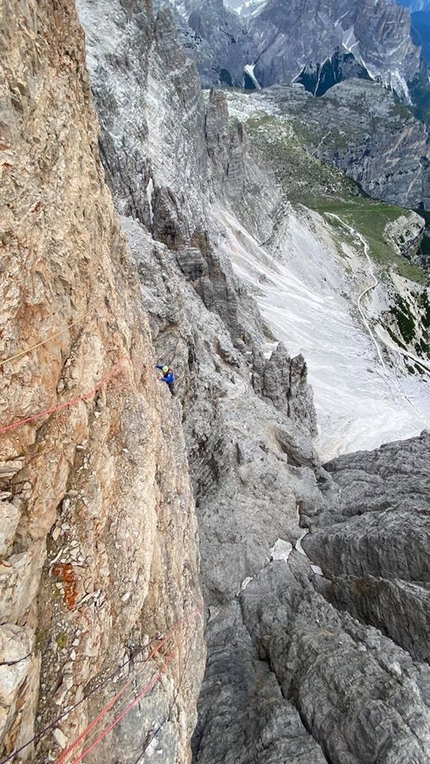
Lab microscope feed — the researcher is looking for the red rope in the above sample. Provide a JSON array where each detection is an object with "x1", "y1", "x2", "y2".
[
  {"x1": 0, "y1": 602, "x2": 201, "y2": 764},
  {"x1": 68, "y1": 643, "x2": 179, "y2": 764},
  {"x1": 56, "y1": 632, "x2": 172, "y2": 764},
  {"x1": 57, "y1": 605, "x2": 202, "y2": 764},
  {"x1": 0, "y1": 640, "x2": 161, "y2": 764},
  {"x1": 0, "y1": 359, "x2": 123, "y2": 435}
]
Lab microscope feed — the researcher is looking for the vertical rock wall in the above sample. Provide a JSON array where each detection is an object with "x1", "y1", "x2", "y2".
[
  {"x1": 73, "y1": 1, "x2": 430, "y2": 762},
  {"x1": 0, "y1": 1, "x2": 204, "y2": 761},
  {"x1": 75, "y1": 2, "x2": 335, "y2": 762}
]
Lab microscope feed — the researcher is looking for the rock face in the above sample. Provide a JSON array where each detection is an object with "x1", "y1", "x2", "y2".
[
  {"x1": 156, "y1": 0, "x2": 430, "y2": 210},
  {"x1": 4, "y1": 0, "x2": 429, "y2": 762},
  {"x1": 193, "y1": 432, "x2": 430, "y2": 764},
  {"x1": 314, "y1": 80, "x2": 430, "y2": 208},
  {"x1": 384, "y1": 211, "x2": 425, "y2": 260},
  {"x1": 303, "y1": 431, "x2": 430, "y2": 664},
  {"x1": 192, "y1": 599, "x2": 329, "y2": 764},
  {"x1": 238, "y1": 557, "x2": 430, "y2": 764},
  {"x1": 0, "y1": 2, "x2": 204, "y2": 762},
  {"x1": 254, "y1": 343, "x2": 317, "y2": 435},
  {"x1": 247, "y1": 0, "x2": 420, "y2": 98},
  {"x1": 158, "y1": 0, "x2": 421, "y2": 100},
  {"x1": 78, "y1": 0, "x2": 319, "y2": 590},
  {"x1": 297, "y1": 47, "x2": 372, "y2": 96},
  {"x1": 158, "y1": 1, "x2": 430, "y2": 208},
  {"x1": 258, "y1": 79, "x2": 430, "y2": 209},
  {"x1": 77, "y1": 3, "x2": 430, "y2": 764},
  {"x1": 153, "y1": 0, "x2": 249, "y2": 88}
]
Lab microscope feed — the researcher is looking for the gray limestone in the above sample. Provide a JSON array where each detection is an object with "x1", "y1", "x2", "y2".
[
  {"x1": 314, "y1": 80, "x2": 430, "y2": 209},
  {"x1": 304, "y1": 431, "x2": 430, "y2": 663},
  {"x1": 154, "y1": 0, "x2": 249, "y2": 88},
  {"x1": 77, "y1": 1, "x2": 430, "y2": 762},
  {"x1": 247, "y1": 0, "x2": 419, "y2": 97},
  {"x1": 243, "y1": 80, "x2": 430, "y2": 209},
  {"x1": 384, "y1": 212, "x2": 426, "y2": 261},
  {"x1": 192, "y1": 601, "x2": 328, "y2": 764},
  {"x1": 157, "y1": 0, "x2": 420, "y2": 102},
  {"x1": 239, "y1": 559, "x2": 430, "y2": 764}
]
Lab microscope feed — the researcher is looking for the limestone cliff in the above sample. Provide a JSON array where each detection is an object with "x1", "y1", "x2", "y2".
[
  {"x1": 247, "y1": 0, "x2": 420, "y2": 97},
  {"x1": 157, "y1": 0, "x2": 430, "y2": 210},
  {"x1": 158, "y1": 0, "x2": 421, "y2": 101},
  {"x1": 231, "y1": 80, "x2": 430, "y2": 210},
  {"x1": 313, "y1": 80, "x2": 430, "y2": 209},
  {"x1": 3, "y1": 0, "x2": 430, "y2": 762},
  {"x1": 76, "y1": 2, "x2": 430, "y2": 764},
  {"x1": 304, "y1": 432, "x2": 430, "y2": 664},
  {"x1": 153, "y1": 0, "x2": 249, "y2": 88},
  {"x1": 77, "y1": 0, "x2": 319, "y2": 581},
  {"x1": 0, "y1": 2, "x2": 204, "y2": 762}
]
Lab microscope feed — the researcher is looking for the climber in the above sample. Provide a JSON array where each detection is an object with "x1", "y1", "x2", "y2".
[{"x1": 156, "y1": 364, "x2": 176, "y2": 396}]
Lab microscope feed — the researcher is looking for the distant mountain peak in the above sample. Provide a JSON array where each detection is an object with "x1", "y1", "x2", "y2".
[
  {"x1": 224, "y1": 0, "x2": 268, "y2": 16},
  {"x1": 155, "y1": 0, "x2": 422, "y2": 102}
]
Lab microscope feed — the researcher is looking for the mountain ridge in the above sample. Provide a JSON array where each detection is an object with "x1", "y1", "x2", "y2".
[{"x1": 157, "y1": 0, "x2": 422, "y2": 101}]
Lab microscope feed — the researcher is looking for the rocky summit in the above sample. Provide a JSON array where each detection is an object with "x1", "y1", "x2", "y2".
[
  {"x1": 1, "y1": 0, "x2": 430, "y2": 763},
  {"x1": 158, "y1": 0, "x2": 421, "y2": 98},
  {"x1": 157, "y1": 0, "x2": 430, "y2": 211}
]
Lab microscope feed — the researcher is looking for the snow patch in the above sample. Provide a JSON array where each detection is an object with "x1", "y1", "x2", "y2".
[
  {"x1": 311, "y1": 564, "x2": 324, "y2": 576},
  {"x1": 227, "y1": 0, "x2": 267, "y2": 18},
  {"x1": 342, "y1": 25, "x2": 359, "y2": 53},
  {"x1": 146, "y1": 177, "x2": 154, "y2": 225},
  {"x1": 294, "y1": 530, "x2": 308, "y2": 557},
  {"x1": 334, "y1": 11, "x2": 349, "y2": 26},
  {"x1": 244, "y1": 63, "x2": 261, "y2": 89},
  {"x1": 388, "y1": 68, "x2": 411, "y2": 103},
  {"x1": 270, "y1": 538, "x2": 293, "y2": 561},
  {"x1": 240, "y1": 576, "x2": 254, "y2": 591}
]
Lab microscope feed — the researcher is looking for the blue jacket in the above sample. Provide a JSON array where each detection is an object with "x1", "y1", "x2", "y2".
[{"x1": 156, "y1": 365, "x2": 175, "y2": 385}]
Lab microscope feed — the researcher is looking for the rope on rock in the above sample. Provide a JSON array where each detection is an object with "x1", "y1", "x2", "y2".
[
  {"x1": 0, "y1": 606, "x2": 202, "y2": 764},
  {"x1": 56, "y1": 629, "x2": 175, "y2": 764},
  {"x1": 0, "y1": 308, "x2": 93, "y2": 368},
  {"x1": 0, "y1": 358, "x2": 123, "y2": 436},
  {"x1": 0, "y1": 640, "x2": 158, "y2": 764},
  {"x1": 131, "y1": 601, "x2": 199, "y2": 764},
  {"x1": 69, "y1": 644, "x2": 179, "y2": 764},
  {"x1": 57, "y1": 605, "x2": 202, "y2": 764}
]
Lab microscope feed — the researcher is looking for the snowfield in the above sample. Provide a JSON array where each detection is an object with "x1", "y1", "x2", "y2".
[{"x1": 215, "y1": 204, "x2": 430, "y2": 460}]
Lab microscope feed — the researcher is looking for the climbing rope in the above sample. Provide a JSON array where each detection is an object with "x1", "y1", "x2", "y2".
[
  {"x1": 68, "y1": 643, "x2": 179, "y2": 764},
  {"x1": 60, "y1": 651, "x2": 170, "y2": 764},
  {"x1": 0, "y1": 301, "x2": 202, "y2": 763},
  {"x1": 57, "y1": 628, "x2": 177, "y2": 764},
  {"x1": 0, "y1": 640, "x2": 158, "y2": 764},
  {"x1": 0, "y1": 308, "x2": 93, "y2": 368},
  {"x1": 0, "y1": 606, "x2": 202, "y2": 764},
  {"x1": 131, "y1": 602, "x2": 199, "y2": 764},
  {"x1": 57, "y1": 605, "x2": 202, "y2": 764},
  {"x1": 0, "y1": 358, "x2": 123, "y2": 436}
]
